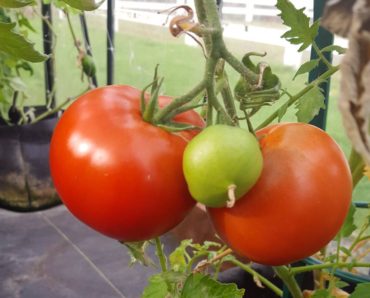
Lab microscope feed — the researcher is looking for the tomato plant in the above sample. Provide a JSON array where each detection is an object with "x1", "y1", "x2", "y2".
[
  {"x1": 209, "y1": 122, "x2": 353, "y2": 266},
  {"x1": 49, "y1": 85, "x2": 204, "y2": 242},
  {"x1": 183, "y1": 124, "x2": 263, "y2": 207}
]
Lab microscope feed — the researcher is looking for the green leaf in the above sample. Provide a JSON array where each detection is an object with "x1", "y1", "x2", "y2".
[
  {"x1": 169, "y1": 239, "x2": 193, "y2": 272},
  {"x1": 181, "y1": 273, "x2": 244, "y2": 298},
  {"x1": 294, "y1": 59, "x2": 319, "y2": 80},
  {"x1": 0, "y1": 0, "x2": 34, "y2": 8},
  {"x1": 311, "y1": 289, "x2": 334, "y2": 298},
  {"x1": 0, "y1": 22, "x2": 47, "y2": 62},
  {"x1": 0, "y1": 7, "x2": 11, "y2": 22},
  {"x1": 337, "y1": 203, "x2": 357, "y2": 239},
  {"x1": 335, "y1": 280, "x2": 349, "y2": 289},
  {"x1": 141, "y1": 274, "x2": 170, "y2": 298},
  {"x1": 339, "y1": 246, "x2": 351, "y2": 256},
  {"x1": 121, "y1": 241, "x2": 155, "y2": 267},
  {"x1": 276, "y1": 0, "x2": 319, "y2": 51},
  {"x1": 321, "y1": 45, "x2": 346, "y2": 55},
  {"x1": 8, "y1": 77, "x2": 26, "y2": 92},
  {"x1": 278, "y1": 101, "x2": 289, "y2": 122},
  {"x1": 142, "y1": 271, "x2": 187, "y2": 298},
  {"x1": 16, "y1": 61, "x2": 34, "y2": 76},
  {"x1": 18, "y1": 14, "x2": 36, "y2": 32},
  {"x1": 295, "y1": 85, "x2": 325, "y2": 123},
  {"x1": 61, "y1": 0, "x2": 104, "y2": 11},
  {"x1": 350, "y1": 283, "x2": 370, "y2": 298},
  {"x1": 235, "y1": 54, "x2": 281, "y2": 117}
]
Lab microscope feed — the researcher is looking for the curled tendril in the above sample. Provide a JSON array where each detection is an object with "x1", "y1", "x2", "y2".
[
  {"x1": 159, "y1": 5, "x2": 206, "y2": 56},
  {"x1": 160, "y1": 5, "x2": 199, "y2": 37}
]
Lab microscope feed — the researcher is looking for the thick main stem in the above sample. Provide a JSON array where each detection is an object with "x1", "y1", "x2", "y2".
[
  {"x1": 153, "y1": 0, "x2": 259, "y2": 125},
  {"x1": 205, "y1": 57, "x2": 233, "y2": 125},
  {"x1": 155, "y1": 237, "x2": 167, "y2": 272},
  {"x1": 274, "y1": 266, "x2": 303, "y2": 298}
]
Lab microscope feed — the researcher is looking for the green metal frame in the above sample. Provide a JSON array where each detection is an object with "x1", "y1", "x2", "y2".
[
  {"x1": 308, "y1": 0, "x2": 334, "y2": 131},
  {"x1": 283, "y1": 1, "x2": 335, "y2": 297}
]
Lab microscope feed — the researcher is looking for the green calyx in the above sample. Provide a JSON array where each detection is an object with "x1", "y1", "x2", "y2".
[{"x1": 140, "y1": 69, "x2": 203, "y2": 133}]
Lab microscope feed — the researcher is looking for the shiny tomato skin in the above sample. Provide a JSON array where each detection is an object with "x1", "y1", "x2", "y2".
[
  {"x1": 209, "y1": 122, "x2": 352, "y2": 266},
  {"x1": 49, "y1": 85, "x2": 203, "y2": 242}
]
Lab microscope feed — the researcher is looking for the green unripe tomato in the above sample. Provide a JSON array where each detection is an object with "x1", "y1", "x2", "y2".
[
  {"x1": 82, "y1": 54, "x2": 96, "y2": 77},
  {"x1": 183, "y1": 124, "x2": 263, "y2": 207}
]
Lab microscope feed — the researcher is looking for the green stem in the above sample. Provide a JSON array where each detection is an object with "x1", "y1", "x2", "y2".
[
  {"x1": 153, "y1": 79, "x2": 207, "y2": 123},
  {"x1": 220, "y1": 71, "x2": 239, "y2": 126},
  {"x1": 243, "y1": 110, "x2": 255, "y2": 135},
  {"x1": 312, "y1": 42, "x2": 333, "y2": 70},
  {"x1": 221, "y1": 45, "x2": 259, "y2": 84},
  {"x1": 186, "y1": 251, "x2": 210, "y2": 273},
  {"x1": 31, "y1": 97, "x2": 72, "y2": 124},
  {"x1": 206, "y1": 99, "x2": 213, "y2": 126},
  {"x1": 274, "y1": 266, "x2": 303, "y2": 298},
  {"x1": 232, "y1": 260, "x2": 283, "y2": 297},
  {"x1": 290, "y1": 262, "x2": 370, "y2": 275},
  {"x1": 155, "y1": 237, "x2": 167, "y2": 273},
  {"x1": 65, "y1": 10, "x2": 82, "y2": 53},
  {"x1": 194, "y1": 0, "x2": 207, "y2": 25},
  {"x1": 347, "y1": 220, "x2": 370, "y2": 255},
  {"x1": 257, "y1": 65, "x2": 339, "y2": 129},
  {"x1": 205, "y1": 58, "x2": 233, "y2": 126}
]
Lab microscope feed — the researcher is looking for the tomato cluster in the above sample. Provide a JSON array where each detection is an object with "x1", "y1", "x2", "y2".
[{"x1": 50, "y1": 86, "x2": 352, "y2": 266}]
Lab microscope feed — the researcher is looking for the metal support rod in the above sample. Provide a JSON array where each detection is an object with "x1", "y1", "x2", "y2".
[
  {"x1": 216, "y1": 0, "x2": 223, "y2": 18},
  {"x1": 308, "y1": 0, "x2": 334, "y2": 130},
  {"x1": 107, "y1": 0, "x2": 115, "y2": 85},
  {"x1": 79, "y1": 12, "x2": 98, "y2": 87},
  {"x1": 41, "y1": 2, "x2": 55, "y2": 108}
]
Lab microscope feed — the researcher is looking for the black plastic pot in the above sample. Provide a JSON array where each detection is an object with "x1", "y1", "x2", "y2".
[
  {"x1": 218, "y1": 264, "x2": 283, "y2": 298},
  {"x1": 0, "y1": 107, "x2": 61, "y2": 212},
  {"x1": 218, "y1": 257, "x2": 370, "y2": 297}
]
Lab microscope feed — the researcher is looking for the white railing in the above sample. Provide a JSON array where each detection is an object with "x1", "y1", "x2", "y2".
[
  {"x1": 99, "y1": 0, "x2": 313, "y2": 26},
  {"x1": 96, "y1": 0, "x2": 317, "y2": 68}
]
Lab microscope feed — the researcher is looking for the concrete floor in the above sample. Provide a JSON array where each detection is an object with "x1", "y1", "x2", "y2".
[{"x1": 0, "y1": 205, "x2": 179, "y2": 298}]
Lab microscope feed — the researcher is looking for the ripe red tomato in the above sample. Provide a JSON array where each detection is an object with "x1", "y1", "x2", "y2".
[
  {"x1": 208, "y1": 122, "x2": 352, "y2": 266},
  {"x1": 49, "y1": 85, "x2": 204, "y2": 242}
]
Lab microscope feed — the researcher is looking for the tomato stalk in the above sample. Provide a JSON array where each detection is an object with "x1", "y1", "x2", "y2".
[
  {"x1": 289, "y1": 262, "x2": 370, "y2": 275},
  {"x1": 153, "y1": 79, "x2": 207, "y2": 123},
  {"x1": 154, "y1": 237, "x2": 168, "y2": 272},
  {"x1": 218, "y1": 68, "x2": 239, "y2": 126},
  {"x1": 31, "y1": 97, "x2": 71, "y2": 124},
  {"x1": 149, "y1": 0, "x2": 262, "y2": 129},
  {"x1": 193, "y1": 248, "x2": 233, "y2": 273},
  {"x1": 273, "y1": 266, "x2": 303, "y2": 298},
  {"x1": 257, "y1": 65, "x2": 339, "y2": 130},
  {"x1": 231, "y1": 259, "x2": 284, "y2": 297}
]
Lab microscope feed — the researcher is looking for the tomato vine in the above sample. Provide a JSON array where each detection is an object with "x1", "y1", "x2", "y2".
[{"x1": 3, "y1": 0, "x2": 369, "y2": 297}]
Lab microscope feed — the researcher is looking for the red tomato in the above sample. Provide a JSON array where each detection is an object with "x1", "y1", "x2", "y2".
[
  {"x1": 208, "y1": 122, "x2": 352, "y2": 266},
  {"x1": 49, "y1": 85, "x2": 204, "y2": 242}
]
